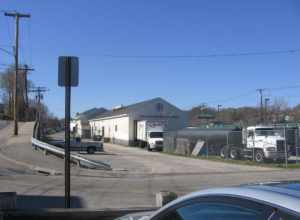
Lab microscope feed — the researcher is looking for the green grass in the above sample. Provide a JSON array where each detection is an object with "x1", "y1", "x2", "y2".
[{"x1": 162, "y1": 151, "x2": 300, "y2": 169}]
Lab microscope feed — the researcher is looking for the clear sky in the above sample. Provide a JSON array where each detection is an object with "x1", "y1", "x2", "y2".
[{"x1": 1, "y1": 0, "x2": 300, "y2": 117}]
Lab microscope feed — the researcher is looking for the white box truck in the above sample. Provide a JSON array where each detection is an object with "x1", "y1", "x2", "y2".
[{"x1": 137, "y1": 120, "x2": 164, "y2": 151}]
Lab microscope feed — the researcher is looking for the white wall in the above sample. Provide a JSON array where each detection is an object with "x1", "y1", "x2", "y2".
[
  {"x1": 89, "y1": 98, "x2": 188, "y2": 145},
  {"x1": 90, "y1": 116, "x2": 130, "y2": 144},
  {"x1": 71, "y1": 119, "x2": 91, "y2": 138}
]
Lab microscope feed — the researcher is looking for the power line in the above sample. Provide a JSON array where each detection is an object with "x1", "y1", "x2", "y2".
[
  {"x1": 266, "y1": 85, "x2": 300, "y2": 91},
  {"x1": 104, "y1": 49, "x2": 300, "y2": 59},
  {"x1": 205, "y1": 90, "x2": 256, "y2": 104},
  {"x1": 0, "y1": 47, "x2": 13, "y2": 56},
  {"x1": 203, "y1": 84, "x2": 300, "y2": 106}
]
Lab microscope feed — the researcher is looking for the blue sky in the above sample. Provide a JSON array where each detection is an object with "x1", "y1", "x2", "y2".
[{"x1": 1, "y1": 0, "x2": 300, "y2": 117}]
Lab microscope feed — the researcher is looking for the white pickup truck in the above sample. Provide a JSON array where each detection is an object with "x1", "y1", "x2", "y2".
[{"x1": 137, "y1": 120, "x2": 164, "y2": 151}]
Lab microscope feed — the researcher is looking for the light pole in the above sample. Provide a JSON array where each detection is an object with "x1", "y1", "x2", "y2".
[
  {"x1": 264, "y1": 98, "x2": 270, "y2": 124},
  {"x1": 217, "y1": 104, "x2": 222, "y2": 121}
]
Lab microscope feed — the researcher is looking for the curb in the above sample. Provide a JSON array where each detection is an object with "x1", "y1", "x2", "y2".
[{"x1": 0, "y1": 150, "x2": 61, "y2": 176}]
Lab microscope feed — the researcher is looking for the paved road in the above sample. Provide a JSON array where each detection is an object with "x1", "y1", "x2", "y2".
[{"x1": 1, "y1": 123, "x2": 300, "y2": 209}]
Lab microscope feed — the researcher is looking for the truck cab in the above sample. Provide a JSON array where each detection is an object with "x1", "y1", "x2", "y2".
[
  {"x1": 147, "y1": 130, "x2": 164, "y2": 151},
  {"x1": 245, "y1": 126, "x2": 287, "y2": 162}
]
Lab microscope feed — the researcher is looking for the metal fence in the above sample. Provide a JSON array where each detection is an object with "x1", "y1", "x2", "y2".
[
  {"x1": 163, "y1": 127, "x2": 299, "y2": 167},
  {"x1": 32, "y1": 137, "x2": 111, "y2": 170}
]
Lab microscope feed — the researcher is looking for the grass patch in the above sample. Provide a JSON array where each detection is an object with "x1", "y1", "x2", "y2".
[{"x1": 162, "y1": 151, "x2": 300, "y2": 169}]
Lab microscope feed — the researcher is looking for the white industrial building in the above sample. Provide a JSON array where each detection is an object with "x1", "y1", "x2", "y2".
[
  {"x1": 89, "y1": 97, "x2": 187, "y2": 145},
  {"x1": 71, "y1": 108, "x2": 107, "y2": 138}
]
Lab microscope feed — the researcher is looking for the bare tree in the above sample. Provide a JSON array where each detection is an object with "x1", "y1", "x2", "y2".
[
  {"x1": 0, "y1": 65, "x2": 35, "y2": 120},
  {"x1": 269, "y1": 97, "x2": 289, "y2": 123}
]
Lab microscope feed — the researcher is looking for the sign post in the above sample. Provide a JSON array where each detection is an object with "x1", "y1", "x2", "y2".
[{"x1": 58, "y1": 56, "x2": 79, "y2": 208}]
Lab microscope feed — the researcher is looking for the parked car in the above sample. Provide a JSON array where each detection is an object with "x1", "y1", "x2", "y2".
[{"x1": 116, "y1": 181, "x2": 300, "y2": 220}]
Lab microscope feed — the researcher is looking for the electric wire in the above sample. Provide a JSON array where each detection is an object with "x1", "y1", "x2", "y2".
[{"x1": 104, "y1": 49, "x2": 300, "y2": 59}]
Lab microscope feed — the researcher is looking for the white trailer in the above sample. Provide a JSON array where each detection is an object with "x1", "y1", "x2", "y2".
[{"x1": 137, "y1": 120, "x2": 164, "y2": 151}]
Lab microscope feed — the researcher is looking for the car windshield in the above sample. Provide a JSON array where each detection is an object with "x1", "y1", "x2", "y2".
[{"x1": 150, "y1": 132, "x2": 163, "y2": 138}]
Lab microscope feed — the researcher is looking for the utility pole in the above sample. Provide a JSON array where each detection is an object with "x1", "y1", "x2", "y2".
[
  {"x1": 217, "y1": 104, "x2": 222, "y2": 113},
  {"x1": 4, "y1": 12, "x2": 31, "y2": 135},
  {"x1": 217, "y1": 104, "x2": 222, "y2": 121},
  {"x1": 264, "y1": 98, "x2": 270, "y2": 124},
  {"x1": 20, "y1": 65, "x2": 34, "y2": 108},
  {"x1": 28, "y1": 87, "x2": 48, "y2": 139},
  {"x1": 257, "y1": 88, "x2": 265, "y2": 124}
]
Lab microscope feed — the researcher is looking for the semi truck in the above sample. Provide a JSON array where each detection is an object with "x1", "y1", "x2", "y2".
[
  {"x1": 170, "y1": 125, "x2": 288, "y2": 162},
  {"x1": 230, "y1": 126, "x2": 287, "y2": 162},
  {"x1": 137, "y1": 120, "x2": 164, "y2": 151}
]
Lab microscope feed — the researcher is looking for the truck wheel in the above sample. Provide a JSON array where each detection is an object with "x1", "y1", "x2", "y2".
[
  {"x1": 87, "y1": 147, "x2": 95, "y2": 154},
  {"x1": 147, "y1": 144, "x2": 152, "y2": 152},
  {"x1": 220, "y1": 146, "x2": 229, "y2": 159},
  {"x1": 220, "y1": 147, "x2": 226, "y2": 158},
  {"x1": 229, "y1": 147, "x2": 239, "y2": 160},
  {"x1": 254, "y1": 150, "x2": 264, "y2": 163}
]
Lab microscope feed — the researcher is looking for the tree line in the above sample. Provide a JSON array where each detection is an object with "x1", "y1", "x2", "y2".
[
  {"x1": 0, "y1": 65, "x2": 60, "y2": 130},
  {"x1": 188, "y1": 98, "x2": 299, "y2": 127}
]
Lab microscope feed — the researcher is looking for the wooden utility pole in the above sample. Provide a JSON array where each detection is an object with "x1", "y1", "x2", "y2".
[
  {"x1": 217, "y1": 104, "x2": 222, "y2": 121},
  {"x1": 20, "y1": 64, "x2": 34, "y2": 107},
  {"x1": 217, "y1": 104, "x2": 222, "y2": 113},
  {"x1": 4, "y1": 12, "x2": 30, "y2": 135},
  {"x1": 28, "y1": 87, "x2": 48, "y2": 139}
]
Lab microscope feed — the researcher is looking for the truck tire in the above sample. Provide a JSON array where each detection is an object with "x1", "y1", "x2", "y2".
[
  {"x1": 87, "y1": 147, "x2": 95, "y2": 154},
  {"x1": 147, "y1": 144, "x2": 152, "y2": 152},
  {"x1": 220, "y1": 147, "x2": 226, "y2": 158},
  {"x1": 138, "y1": 141, "x2": 143, "y2": 148},
  {"x1": 220, "y1": 146, "x2": 228, "y2": 158},
  {"x1": 254, "y1": 150, "x2": 264, "y2": 163},
  {"x1": 229, "y1": 147, "x2": 239, "y2": 160}
]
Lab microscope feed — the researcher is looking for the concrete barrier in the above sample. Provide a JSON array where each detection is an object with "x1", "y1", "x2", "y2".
[{"x1": 156, "y1": 191, "x2": 178, "y2": 207}]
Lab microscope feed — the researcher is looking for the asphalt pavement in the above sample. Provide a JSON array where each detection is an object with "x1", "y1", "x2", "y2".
[{"x1": 1, "y1": 122, "x2": 300, "y2": 209}]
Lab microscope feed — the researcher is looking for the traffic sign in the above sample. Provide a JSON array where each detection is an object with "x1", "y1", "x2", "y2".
[
  {"x1": 58, "y1": 56, "x2": 79, "y2": 87},
  {"x1": 58, "y1": 55, "x2": 79, "y2": 208}
]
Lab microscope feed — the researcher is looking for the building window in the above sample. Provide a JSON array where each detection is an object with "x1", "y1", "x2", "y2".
[
  {"x1": 156, "y1": 103, "x2": 164, "y2": 112},
  {"x1": 115, "y1": 125, "x2": 118, "y2": 132}
]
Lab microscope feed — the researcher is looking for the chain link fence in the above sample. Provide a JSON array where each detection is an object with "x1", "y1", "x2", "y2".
[{"x1": 163, "y1": 126, "x2": 300, "y2": 167}]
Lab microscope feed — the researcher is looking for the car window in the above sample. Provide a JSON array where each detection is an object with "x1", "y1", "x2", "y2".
[{"x1": 159, "y1": 202, "x2": 264, "y2": 220}]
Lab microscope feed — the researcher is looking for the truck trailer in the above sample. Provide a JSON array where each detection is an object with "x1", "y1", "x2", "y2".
[{"x1": 169, "y1": 125, "x2": 288, "y2": 162}]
